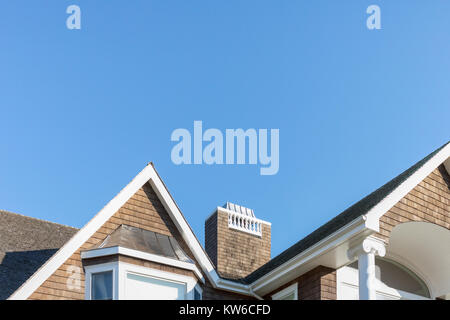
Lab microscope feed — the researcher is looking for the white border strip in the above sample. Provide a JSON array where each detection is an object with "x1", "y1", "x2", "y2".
[{"x1": 81, "y1": 246, "x2": 205, "y2": 283}]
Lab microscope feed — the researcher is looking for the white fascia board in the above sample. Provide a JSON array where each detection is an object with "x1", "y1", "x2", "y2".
[
  {"x1": 147, "y1": 175, "x2": 220, "y2": 286},
  {"x1": 364, "y1": 143, "x2": 450, "y2": 230},
  {"x1": 81, "y1": 246, "x2": 205, "y2": 283},
  {"x1": 250, "y1": 216, "x2": 369, "y2": 292}
]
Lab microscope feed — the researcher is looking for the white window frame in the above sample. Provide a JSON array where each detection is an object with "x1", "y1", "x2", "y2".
[
  {"x1": 85, "y1": 260, "x2": 201, "y2": 300},
  {"x1": 271, "y1": 283, "x2": 298, "y2": 300},
  {"x1": 84, "y1": 262, "x2": 119, "y2": 300},
  {"x1": 81, "y1": 246, "x2": 204, "y2": 283}
]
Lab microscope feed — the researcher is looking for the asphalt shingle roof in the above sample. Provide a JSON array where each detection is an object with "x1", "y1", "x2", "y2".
[{"x1": 0, "y1": 210, "x2": 78, "y2": 299}]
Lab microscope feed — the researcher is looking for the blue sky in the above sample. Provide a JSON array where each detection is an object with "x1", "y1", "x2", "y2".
[{"x1": 0, "y1": 1, "x2": 449, "y2": 257}]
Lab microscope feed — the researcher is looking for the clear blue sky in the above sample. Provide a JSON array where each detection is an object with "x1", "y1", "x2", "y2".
[{"x1": 0, "y1": 1, "x2": 449, "y2": 257}]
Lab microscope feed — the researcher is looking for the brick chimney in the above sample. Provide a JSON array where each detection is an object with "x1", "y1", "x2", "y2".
[{"x1": 205, "y1": 202, "x2": 271, "y2": 279}]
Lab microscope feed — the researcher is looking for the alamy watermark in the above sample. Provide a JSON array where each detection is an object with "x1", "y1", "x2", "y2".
[
  {"x1": 66, "y1": 265, "x2": 82, "y2": 291},
  {"x1": 170, "y1": 121, "x2": 279, "y2": 175},
  {"x1": 65, "y1": 5, "x2": 380, "y2": 31},
  {"x1": 66, "y1": 5, "x2": 81, "y2": 30},
  {"x1": 367, "y1": 5, "x2": 381, "y2": 30}
]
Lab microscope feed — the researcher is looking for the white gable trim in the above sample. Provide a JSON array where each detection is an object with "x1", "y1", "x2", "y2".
[
  {"x1": 364, "y1": 143, "x2": 450, "y2": 231},
  {"x1": 9, "y1": 164, "x2": 227, "y2": 300}
]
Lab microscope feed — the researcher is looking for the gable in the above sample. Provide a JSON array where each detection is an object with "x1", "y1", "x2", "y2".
[
  {"x1": 8, "y1": 164, "x2": 255, "y2": 300},
  {"x1": 27, "y1": 182, "x2": 204, "y2": 300},
  {"x1": 378, "y1": 165, "x2": 450, "y2": 242}
]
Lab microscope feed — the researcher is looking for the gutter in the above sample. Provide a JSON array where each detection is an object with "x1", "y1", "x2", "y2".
[{"x1": 249, "y1": 215, "x2": 372, "y2": 293}]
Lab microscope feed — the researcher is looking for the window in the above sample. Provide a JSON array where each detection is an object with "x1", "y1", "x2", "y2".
[
  {"x1": 194, "y1": 287, "x2": 202, "y2": 300},
  {"x1": 271, "y1": 283, "x2": 298, "y2": 300},
  {"x1": 84, "y1": 262, "x2": 118, "y2": 300},
  {"x1": 91, "y1": 271, "x2": 113, "y2": 300},
  {"x1": 374, "y1": 258, "x2": 430, "y2": 298},
  {"x1": 84, "y1": 260, "x2": 201, "y2": 300},
  {"x1": 125, "y1": 272, "x2": 186, "y2": 300}
]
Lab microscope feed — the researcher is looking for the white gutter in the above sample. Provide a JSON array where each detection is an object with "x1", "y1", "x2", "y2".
[
  {"x1": 213, "y1": 215, "x2": 372, "y2": 297},
  {"x1": 249, "y1": 215, "x2": 371, "y2": 293}
]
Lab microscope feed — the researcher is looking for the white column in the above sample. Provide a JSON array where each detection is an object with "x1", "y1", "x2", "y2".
[{"x1": 348, "y1": 236, "x2": 386, "y2": 300}]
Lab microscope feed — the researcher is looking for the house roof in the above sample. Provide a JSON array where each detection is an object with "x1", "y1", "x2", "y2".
[
  {"x1": 8, "y1": 163, "x2": 240, "y2": 300},
  {"x1": 242, "y1": 141, "x2": 450, "y2": 284},
  {"x1": 90, "y1": 224, "x2": 193, "y2": 263},
  {"x1": 0, "y1": 210, "x2": 78, "y2": 300},
  {"x1": 6, "y1": 141, "x2": 450, "y2": 299}
]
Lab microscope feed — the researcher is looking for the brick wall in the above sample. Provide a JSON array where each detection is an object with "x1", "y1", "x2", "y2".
[
  {"x1": 205, "y1": 210, "x2": 271, "y2": 279},
  {"x1": 264, "y1": 266, "x2": 336, "y2": 300},
  {"x1": 377, "y1": 165, "x2": 450, "y2": 242}
]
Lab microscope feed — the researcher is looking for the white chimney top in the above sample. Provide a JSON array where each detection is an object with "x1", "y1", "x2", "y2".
[{"x1": 223, "y1": 202, "x2": 255, "y2": 218}]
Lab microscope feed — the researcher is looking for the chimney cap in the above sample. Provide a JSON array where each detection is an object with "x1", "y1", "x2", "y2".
[{"x1": 223, "y1": 202, "x2": 255, "y2": 218}]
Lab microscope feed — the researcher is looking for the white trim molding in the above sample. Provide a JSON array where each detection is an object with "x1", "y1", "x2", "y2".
[
  {"x1": 85, "y1": 261, "x2": 200, "y2": 300},
  {"x1": 81, "y1": 246, "x2": 204, "y2": 283},
  {"x1": 84, "y1": 262, "x2": 119, "y2": 300},
  {"x1": 347, "y1": 236, "x2": 386, "y2": 260}
]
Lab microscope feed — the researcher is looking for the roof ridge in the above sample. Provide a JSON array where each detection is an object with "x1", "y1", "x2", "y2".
[{"x1": 0, "y1": 209, "x2": 78, "y2": 230}]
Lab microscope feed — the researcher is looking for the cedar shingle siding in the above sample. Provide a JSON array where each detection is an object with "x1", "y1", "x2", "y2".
[
  {"x1": 377, "y1": 165, "x2": 450, "y2": 241},
  {"x1": 205, "y1": 210, "x2": 271, "y2": 280}
]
